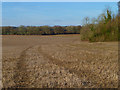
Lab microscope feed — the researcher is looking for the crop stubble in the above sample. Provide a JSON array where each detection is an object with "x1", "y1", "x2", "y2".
[{"x1": 2, "y1": 35, "x2": 118, "y2": 88}]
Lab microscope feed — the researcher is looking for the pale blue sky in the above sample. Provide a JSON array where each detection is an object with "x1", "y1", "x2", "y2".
[
  {"x1": 2, "y1": 0, "x2": 120, "y2": 2},
  {"x1": 2, "y1": 2, "x2": 118, "y2": 26}
]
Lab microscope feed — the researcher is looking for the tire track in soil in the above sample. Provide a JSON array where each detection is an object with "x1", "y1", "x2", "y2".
[
  {"x1": 10, "y1": 44, "x2": 107, "y2": 88},
  {"x1": 38, "y1": 46, "x2": 94, "y2": 87},
  {"x1": 12, "y1": 46, "x2": 33, "y2": 88}
]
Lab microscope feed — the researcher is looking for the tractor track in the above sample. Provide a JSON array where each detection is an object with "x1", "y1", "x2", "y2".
[
  {"x1": 12, "y1": 46, "x2": 33, "y2": 88},
  {"x1": 38, "y1": 45, "x2": 94, "y2": 87}
]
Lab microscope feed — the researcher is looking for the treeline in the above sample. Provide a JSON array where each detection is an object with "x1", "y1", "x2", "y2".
[
  {"x1": 81, "y1": 9, "x2": 119, "y2": 42},
  {"x1": 2, "y1": 25, "x2": 81, "y2": 35}
]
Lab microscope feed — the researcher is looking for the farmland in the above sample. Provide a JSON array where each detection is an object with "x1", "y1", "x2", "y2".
[{"x1": 2, "y1": 35, "x2": 118, "y2": 88}]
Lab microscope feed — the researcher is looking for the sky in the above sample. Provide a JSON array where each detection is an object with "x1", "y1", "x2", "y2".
[
  {"x1": 2, "y1": 2, "x2": 118, "y2": 26},
  {"x1": 2, "y1": 0, "x2": 120, "y2": 2}
]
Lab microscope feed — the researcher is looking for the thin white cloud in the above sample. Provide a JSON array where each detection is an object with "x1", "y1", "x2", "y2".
[{"x1": 2, "y1": 0, "x2": 120, "y2": 2}]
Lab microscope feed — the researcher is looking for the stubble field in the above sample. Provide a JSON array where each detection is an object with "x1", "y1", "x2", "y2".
[{"x1": 2, "y1": 35, "x2": 118, "y2": 88}]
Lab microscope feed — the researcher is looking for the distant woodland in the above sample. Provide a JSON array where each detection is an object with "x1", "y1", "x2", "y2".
[{"x1": 2, "y1": 25, "x2": 81, "y2": 35}]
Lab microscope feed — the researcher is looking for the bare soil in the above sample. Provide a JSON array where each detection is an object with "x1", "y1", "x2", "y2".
[{"x1": 2, "y1": 35, "x2": 118, "y2": 88}]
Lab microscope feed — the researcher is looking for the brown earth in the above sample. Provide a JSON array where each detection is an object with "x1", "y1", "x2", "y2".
[{"x1": 2, "y1": 35, "x2": 118, "y2": 88}]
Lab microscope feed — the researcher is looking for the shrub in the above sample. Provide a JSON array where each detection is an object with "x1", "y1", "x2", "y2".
[{"x1": 81, "y1": 8, "x2": 118, "y2": 42}]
